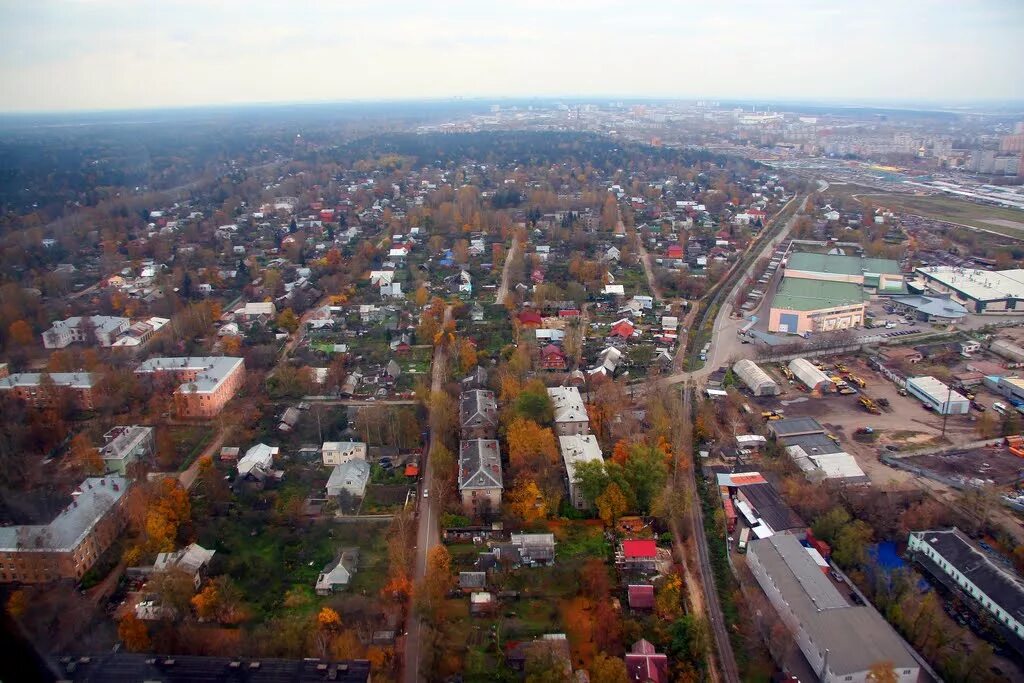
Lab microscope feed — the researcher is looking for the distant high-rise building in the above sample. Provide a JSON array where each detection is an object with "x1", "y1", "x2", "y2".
[{"x1": 1000, "y1": 133, "x2": 1024, "y2": 154}]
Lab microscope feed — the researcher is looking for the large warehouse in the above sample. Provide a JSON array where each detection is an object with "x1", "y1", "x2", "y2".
[
  {"x1": 785, "y1": 252, "x2": 904, "y2": 292},
  {"x1": 748, "y1": 533, "x2": 920, "y2": 683},
  {"x1": 914, "y1": 266, "x2": 1024, "y2": 314},
  {"x1": 768, "y1": 278, "x2": 867, "y2": 335},
  {"x1": 732, "y1": 359, "x2": 779, "y2": 396},
  {"x1": 906, "y1": 376, "x2": 970, "y2": 414}
]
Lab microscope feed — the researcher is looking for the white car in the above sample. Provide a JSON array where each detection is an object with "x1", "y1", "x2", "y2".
[{"x1": 423, "y1": 489, "x2": 429, "y2": 498}]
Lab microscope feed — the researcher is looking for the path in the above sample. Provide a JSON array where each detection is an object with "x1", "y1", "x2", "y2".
[
  {"x1": 404, "y1": 305, "x2": 452, "y2": 683},
  {"x1": 494, "y1": 234, "x2": 522, "y2": 305},
  {"x1": 178, "y1": 426, "x2": 227, "y2": 490},
  {"x1": 636, "y1": 236, "x2": 663, "y2": 302}
]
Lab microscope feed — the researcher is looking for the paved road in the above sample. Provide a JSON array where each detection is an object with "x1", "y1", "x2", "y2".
[
  {"x1": 494, "y1": 234, "x2": 521, "y2": 305},
  {"x1": 404, "y1": 305, "x2": 451, "y2": 683}
]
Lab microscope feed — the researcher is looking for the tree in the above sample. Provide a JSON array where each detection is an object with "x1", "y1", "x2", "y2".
[
  {"x1": 506, "y1": 478, "x2": 548, "y2": 524},
  {"x1": 68, "y1": 433, "x2": 104, "y2": 475},
  {"x1": 8, "y1": 319, "x2": 33, "y2": 347},
  {"x1": 621, "y1": 444, "x2": 668, "y2": 514},
  {"x1": 812, "y1": 506, "x2": 852, "y2": 545},
  {"x1": 867, "y1": 661, "x2": 899, "y2": 683},
  {"x1": 596, "y1": 482, "x2": 628, "y2": 527},
  {"x1": 589, "y1": 652, "x2": 629, "y2": 683},
  {"x1": 513, "y1": 379, "x2": 553, "y2": 424},
  {"x1": 573, "y1": 459, "x2": 609, "y2": 508},
  {"x1": 655, "y1": 574, "x2": 684, "y2": 621},
  {"x1": 119, "y1": 613, "x2": 151, "y2": 651},
  {"x1": 191, "y1": 583, "x2": 220, "y2": 621},
  {"x1": 415, "y1": 285, "x2": 429, "y2": 307},
  {"x1": 222, "y1": 335, "x2": 242, "y2": 356},
  {"x1": 833, "y1": 519, "x2": 874, "y2": 568},
  {"x1": 506, "y1": 417, "x2": 559, "y2": 476},
  {"x1": 276, "y1": 308, "x2": 300, "y2": 333},
  {"x1": 317, "y1": 606, "x2": 342, "y2": 629}
]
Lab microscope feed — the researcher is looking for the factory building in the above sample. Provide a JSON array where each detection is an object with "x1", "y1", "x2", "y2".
[{"x1": 732, "y1": 359, "x2": 780, "y2": 396}]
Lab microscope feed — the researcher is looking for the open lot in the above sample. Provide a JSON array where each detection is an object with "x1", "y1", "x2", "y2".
[
  {"x1": 901, "y1": 445, "x2": 1024, "y2": 487},
  {"x1": 861, "y1": 193, "x2": 1024, "y2": 240}
]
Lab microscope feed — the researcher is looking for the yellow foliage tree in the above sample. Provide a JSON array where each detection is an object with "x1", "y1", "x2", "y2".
[
  {"x1": 505, "y1": 478, "x2": 548, "y2": 524},
  {"x1": 118, "y1": 613, "x2": 151, "y2": 652},
  {"x1": 191, "y1": 583, "x2": 220, "y2": 621},
  {"x1": 596, "y1": 482, "x2": 628, "y2": 527},
  {"x1": 318, "y1": 606, "x2": 342, "y2": 630},
  {"x1": 506, "y1": 417, "x2": 559, "y2": 476}
]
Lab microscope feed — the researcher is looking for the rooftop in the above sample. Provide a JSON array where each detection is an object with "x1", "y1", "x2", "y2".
[
  {"x1": 787, "y1": 251, "x2": 901, "y2": 277},
  {"x1": 558, "y1": 434, "x2": 604, "y2": 482},
  {"x1": 888, "y1": 294, "x2": 968, "y2": 319},
  {"x1": 912, "y1": 528, "x2": 1024, "y2": 627},
  {"x1": 135, "y1": 356, "x2": 244, "y2": 394},
  {"x1": 547, "y1": 386, "x2": 588, "y2": 424},
  {"x1": 768, "y1": 416, "x2": 825, "y2": 438},
  {"x1": 0, "y1": 477, "x2": 129, "y2": 552},
  {"x1": 55, "y1": 653, "x2": 371, "y2": 683},
  {"x1": 460, "y1": 390, "x2": 498, "y2": 430},
  {"x1": 750, "y1": 533, "x2": 918, "y2": 676},
  {"x1": 916, "y1": 266, "x2": 1024, "y2": 302},
  {"x1": 771, "y1": 277, "x2": 866, "y2": 312},
  {"x1": 737, "y1": 482, "x2": 805, "y2": 532},
  {"x1": 459, "y1": 439, "x2": 503, "y2": 491},
  {"x1": 0, "y1": 372, "x2": 98, "y2": 390}
]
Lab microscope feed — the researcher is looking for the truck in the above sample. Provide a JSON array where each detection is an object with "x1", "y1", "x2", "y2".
[
  {"x1": 859, "y1": 396, "x2": 882, "y2": 415},
  {"x1": 738, "y1": 527, "x2": 751, "y2": 553},
  {"x1": 994, "y1": 402, "x2": 1009, "y2": 416}
]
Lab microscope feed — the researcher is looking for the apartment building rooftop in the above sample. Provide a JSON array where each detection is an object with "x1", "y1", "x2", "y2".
[{"x1": 135, "y1": 356, "x2": 244, "y2": 393}]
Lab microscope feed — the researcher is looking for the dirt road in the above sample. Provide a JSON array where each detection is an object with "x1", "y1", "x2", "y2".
[{"x1": 494, "y1": 235, "x2": 521, "y2": 305}]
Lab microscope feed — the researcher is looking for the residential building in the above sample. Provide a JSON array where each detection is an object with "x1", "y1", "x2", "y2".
[
  {"x1": 42, "y1": 315, "x2": 130, "y2": 349},
  {"x1": 914, "y1": 267, "x2": 1024, "y2": 314},
  {"x1": 460, "y1": 390, "x2": 498, "y2": 439},
  {"x1": 506, "y1": 634, "x2": 571, "y2": 675},
  {"x1": 540, "y1": 344, "x2": 567, "y2": 371},
  {"x1": 135, "y1": 357, "x2": 245, "y2": 417},
  {"x1": 55, "y1": 654, "x2": 371, "y2": 683},
  {"x1": 0, "y1": 476, "x2": 130, "y2": 583},
  {"x1": 624, "y1": 639, "x2": 669, "y2": 683},
  {"x1": 768, "y1": 277, "x2": 866, "y2": 334},
  {"x1": 153, "y1": 543, "x2": 216, "y2": 588},
  {"x1": 0, "y1": 372, "x2": 99, "y2": 409},
  {"x1": 547, "y1": 386, "x2": 590, "y2": 436},
  {"x1": 619, "y1": 539, "x2": 658, "y2": 573},
  {"x1": 100, "y1": 425, "x2": 155, "y2": 474},
  {"x1": 315, "y1": 548, "x2": 359, "y2": 595},
  {"x1": 510, "y1": 532, "x2": 556, "y2": 564},
  {"x1": 321, "y1": 441, "x2": 367, "y2": 467},
  {"x1": 238, "y1": 443, "x2": 279, "y2": 477},
  {"x1": 237, "y1": 302, "x2": 277, "y2": 320},
  {"x1": 747, "y1": 532, "x2": 920, "y2": 683},
  {"x1": 558, "y1": 434, "x2": 604, "y2": 510},
  {"x1": 908, "y1": 528, "x2": 1024, "y2": 654},
  {"x1": 458, "y1": 439, "x2": 503, "y2": 516},
  {"x1": 326, "y1": 460, "x2": 371, "y2": 499},
  {"x1": 627, "y1": 584, "x2": 655, "y2": 611}
]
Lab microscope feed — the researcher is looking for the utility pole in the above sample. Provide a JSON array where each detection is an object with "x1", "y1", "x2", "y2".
[{"x1": 942, "y1": 383, "x2": 951, "y2": 437}]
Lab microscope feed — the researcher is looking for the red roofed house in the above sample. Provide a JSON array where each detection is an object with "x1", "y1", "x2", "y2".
[
  {"x1": 627, "y1": 584, "x2": 655, "y2": 611},
  {"x1": 666, "y1": 244, "x2": 684, "y2": 260},
  {"x1": 620, "y1": 539, "x2": 658, "y2": 573},
  {"x1": 531, "y1": 269, "x2": 545, "y2": 284},
  {"x1": 609, "y1": 319, "x2": 636, "y2": 340},
  {"x1": 518, "y1": 310, "x2": 543, "y2": 328},
  {"x1": 558, "y1": 309, "x2": 580, "y2": 319},
  {"x1": 540, "y1": 344, "x2": 567, "y2": 371},
  {"x1": 625, "y1": 639, "x2": 669, "y2": 683}
]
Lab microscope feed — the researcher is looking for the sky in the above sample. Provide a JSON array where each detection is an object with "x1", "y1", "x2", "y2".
[{"x1": 0, "y1": 0, "x2": 1022, "y2": 113}]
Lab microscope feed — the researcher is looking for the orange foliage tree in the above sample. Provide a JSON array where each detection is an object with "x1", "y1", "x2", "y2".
[
  {"x1": 118, "y1": 613, "x2": 151, "y2": 651},
  {"x1": 505, "y1": 417, "x2": 558, "y2": 477}
]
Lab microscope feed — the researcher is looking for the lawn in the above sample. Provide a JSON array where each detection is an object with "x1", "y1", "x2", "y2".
[
  {"x1": 165, "y1": 425, "x2": 216, "y2": 472},
  {"x1": 196, "y1": 513, "x2": 389, "y2": 621}
]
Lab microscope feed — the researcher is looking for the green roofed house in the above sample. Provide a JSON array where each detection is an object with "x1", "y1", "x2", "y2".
[
  {"x1": 784, "y1": 252, "x2": 903, "y2": 293},
  {"x1": 768, "y1": 278, "x2": 867, "y2": 335}
]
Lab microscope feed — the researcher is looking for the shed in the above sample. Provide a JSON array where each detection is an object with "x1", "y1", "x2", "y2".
[{"x1": 906, "y1": 376, "x2": 969, "y2": 415}]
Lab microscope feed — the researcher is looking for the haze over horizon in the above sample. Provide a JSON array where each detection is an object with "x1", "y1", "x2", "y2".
[{"x1": 1, "y1": 0, "x2": 1022, "y2": 113}]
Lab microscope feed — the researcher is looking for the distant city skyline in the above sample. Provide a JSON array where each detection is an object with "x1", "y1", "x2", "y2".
[{"x1": 1, "y1": 0, "x2": 1022, "y2": 113}]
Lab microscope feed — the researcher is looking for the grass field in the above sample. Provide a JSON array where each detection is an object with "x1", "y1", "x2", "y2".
[{"x1": 859, "y1": 192, "x2": 1024, "y2": 240}]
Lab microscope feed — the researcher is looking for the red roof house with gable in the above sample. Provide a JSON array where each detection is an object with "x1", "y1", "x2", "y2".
[
  {"x1": 609, "y1": 319, "x2": 636, "y2": 340},
  {"x1": 625, "y1": 639, "x2": 669, "y2": 683},
  {"x1": 518, "y1": 310, "x2": 543, "y2": 328},
  {"x1": 627, "y1": 584, "x2": 655, "y2": 610},
  {"x1": 666, "y1": 244, "x2": 684, "y2": 260},
  {"x1": 540, "y1": 344, "x2": 567, "y2": 371}
]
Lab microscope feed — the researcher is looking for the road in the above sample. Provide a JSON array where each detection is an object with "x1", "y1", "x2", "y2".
[
  {"x1": 494, "y1": 234, "x2": 522, "y2": 305},
  {"x1": 636, "y1": 236, "x2": 663, "y2": 302},
  {"x1": 404, "y1": 305, "x2": 452, "y2": 683},
  {"x1": 178, "y1": 425, "x2": 227, "y2": 490}
]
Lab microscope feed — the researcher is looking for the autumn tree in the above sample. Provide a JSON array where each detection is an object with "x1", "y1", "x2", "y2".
[
  {"x1": 589, "y1": 652, "x2": 629, "y2": 683},
  {"x1": 596, "y1": 483, "x2": 628, "y2": 526},
  {"x1": 68, "y1": 433, "x2": 104, "y2": 475},
  {"x1": 506, "y1": 417, "x2": 558, "y2": 476},
  {"x1": 505, "y1": 478, "x2": 548, "y2": 524},
  {"x1": 573, "y1": 459, "x2": 609, "y2": 509},
  {"x1": 119, "y1": 613, "x2": 151, "y2": 651},
  {"x1": 8, "y1": 319, "x2": 33, "y2": 347},
  {"x1": 512, "y1": 379, "x2": 553, "y2": 424},
  {"x1": 866, "y1": 661, "x2": 899, "y2": 683},
  {"x1": 276, "y1": 308, "x2": 300, "y2": 333}
]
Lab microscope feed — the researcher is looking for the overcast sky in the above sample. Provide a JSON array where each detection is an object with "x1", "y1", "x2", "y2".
[{"x1": 1, "y1": 0, "x2": 1022, "y2": 112}]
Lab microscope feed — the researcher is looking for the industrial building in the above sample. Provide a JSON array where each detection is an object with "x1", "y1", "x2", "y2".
[
  {"x1": 906, "y1": 376, "x2": 969, "y2": 414},
  {"x1": 768, "y1": 278, "x2": 867, "y2": 335},
  {"x1": 769, "y1": 417, "x2": 869, "y2": 484},
  {"x1": 732, "y1": 359, "x2": 779, "y2": 396},
  {"x1": 990, "y1": 338, "x2": 1024, "y2": 365},
  {"x1": 908, "y1": 528, "x2": 1024, "y2": 656},
  {"x1": 914, "y1": 266, "x2": 1024, "y2": 314},
  {"x1": 993, "y1": 377, "x2": 1024, "y2": 404},
  {"x1": 788, "y1": 358, "x2": 836, "y2": 392},
  {"x1": 784, "y1": 252, "x2": 904, "y2": 292},
  {"x1": 748, "y1": 533, "x2": 921, "y2": 683},
  {"x1": 885, "y1": 295, "x2": 967, "y2": 323}
]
